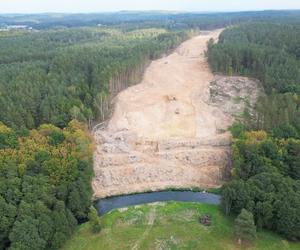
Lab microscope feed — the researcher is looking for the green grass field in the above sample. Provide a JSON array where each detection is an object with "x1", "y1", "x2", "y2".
[{"x1": 62, "y1": 202, "x2": 300, "y2": 250}]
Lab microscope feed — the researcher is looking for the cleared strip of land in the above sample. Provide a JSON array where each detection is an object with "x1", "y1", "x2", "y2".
[{"x1": 93, "y1": 30, "x2": 261, "y2": 198}]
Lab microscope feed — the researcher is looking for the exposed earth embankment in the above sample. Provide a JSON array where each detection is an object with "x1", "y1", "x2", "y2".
[{"x1": 93, "y1": 30, "x2": 261, "y2": 198}]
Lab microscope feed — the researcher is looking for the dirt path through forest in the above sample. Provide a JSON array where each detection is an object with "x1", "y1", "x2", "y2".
[{"x1": 92, "y1": 30, "x2": 261, "y2": 198}]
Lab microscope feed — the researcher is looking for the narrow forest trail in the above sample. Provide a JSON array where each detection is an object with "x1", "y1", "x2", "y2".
[{"x1": 92, "y1": 29, "x2": 261, "y2": 198}]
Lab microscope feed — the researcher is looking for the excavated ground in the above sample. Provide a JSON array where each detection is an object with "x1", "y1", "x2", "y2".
[{"x1": 92, "y1": 30, "x2": 262, "y2": 198}]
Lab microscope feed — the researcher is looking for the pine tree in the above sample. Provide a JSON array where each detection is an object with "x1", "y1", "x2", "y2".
[
  {"x1": 88, "y1": 207, "x2": 101, "y2": 233},
  {"x1": 234, "y1": 209, "x2": 256, "y2": 245}
]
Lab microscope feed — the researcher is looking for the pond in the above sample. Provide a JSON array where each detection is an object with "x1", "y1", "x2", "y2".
[{"x1": 95, "y1": 191, "x2": 221, "y2": 215}]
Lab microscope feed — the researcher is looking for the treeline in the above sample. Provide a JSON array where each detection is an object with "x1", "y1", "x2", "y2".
[
  {"x1": 0, "y1": 27, "x2": 188, "y2": 130},
  {"x1": 252, "y1": 93, "x2": 300, "y2": 137},
  {"x1": 208, "y1": 22, "x2": 300, "y2": 148},
  {"x1": 0, "y1": 121, "x2": 94, "y2": 249},
  {"x1": 207, "y1": 22, "x2": 300, "y2": 94},
  {"x1": 208, "y1": 23, "x2": 300, "y2": 241},
  {"x1": 1, "y1": 10, "x2": 300, "y2": 30}
]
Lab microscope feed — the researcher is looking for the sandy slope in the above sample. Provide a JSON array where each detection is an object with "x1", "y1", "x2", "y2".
[
  {"x1": 92, "y1": 30, "x2": 260, "y2": 198},
  {"x1": 108, "y1": 30, "x2": 224, "y2": 139}
]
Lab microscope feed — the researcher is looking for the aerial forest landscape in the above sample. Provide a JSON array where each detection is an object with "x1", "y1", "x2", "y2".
[{"x1": 0, "y1": 1, "x2": 300, "y2": 250}]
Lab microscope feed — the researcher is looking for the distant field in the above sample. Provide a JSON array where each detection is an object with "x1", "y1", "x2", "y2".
[{"x1": 62, "y1": 202, "x2": 299, "y2": 250}]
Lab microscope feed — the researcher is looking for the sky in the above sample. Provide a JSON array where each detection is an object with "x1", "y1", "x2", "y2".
[{"x1": 0, "y1": 0, "x2": 299, "y2": 14}]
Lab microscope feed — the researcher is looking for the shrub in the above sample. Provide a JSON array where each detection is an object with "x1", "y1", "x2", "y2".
[{"x1": 88, "y1": 207, "x2": 101, "y2": 233}]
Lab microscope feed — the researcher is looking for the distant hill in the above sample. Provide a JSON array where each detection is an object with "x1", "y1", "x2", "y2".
[{"x1": 0, "y1": 10, "x2": 299, "y2": 30}]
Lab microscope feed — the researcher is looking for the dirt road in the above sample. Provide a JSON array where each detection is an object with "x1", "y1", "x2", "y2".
[{"x1": 92, "y1": 30, "x2": 261, "y2": 198}]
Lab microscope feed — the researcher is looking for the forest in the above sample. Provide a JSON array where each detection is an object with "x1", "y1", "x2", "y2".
[
  {"x1": 207, "y1": 22, "x2": 300, "y2": 94},
  {"x1": 0, "y1": 20, "x2": 192, "y2": 249},
  {"x1": 207, "y1": 23, "x2": 300, "y2": 241},
  {"x1": 0, "y1": 27, "x2": 188, "y2": 130},
  {"x1": 0, "y1": 120, "x2": 94, "y2": 249},
  {"x1": 0, "y1": 24, "x2": 190, "y2": 249}
]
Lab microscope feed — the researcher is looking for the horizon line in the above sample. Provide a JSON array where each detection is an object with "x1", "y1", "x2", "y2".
[{"x1": 0, "y1": 9, "x2": 300, "y2": 15}]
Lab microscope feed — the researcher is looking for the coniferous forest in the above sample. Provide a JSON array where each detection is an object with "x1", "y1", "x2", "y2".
[
  {"x1": 1, "y1": 10, "x2": 300, "y2": 249},
  {"x1": 207, "y1": 22, "x2": 300, "y2": 241},
  {"x1": 0, "y1": 28, "x2": 189, "y2": 130}
]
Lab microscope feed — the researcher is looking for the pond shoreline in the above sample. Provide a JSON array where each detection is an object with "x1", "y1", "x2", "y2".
[
  {"x1": 95, "y1": 190, "x2": 221, "y2": 215},
  {"x1": 93, "y1": 186, "x2": 221, "y2": 200}
]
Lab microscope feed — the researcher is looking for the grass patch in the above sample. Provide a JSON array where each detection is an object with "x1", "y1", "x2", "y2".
[{"x1": 62, "y1": 202, "x2": 299, "y2": 250}]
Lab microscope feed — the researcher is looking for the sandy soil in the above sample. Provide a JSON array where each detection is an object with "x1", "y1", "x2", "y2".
[
  {"x1": 92, "y1": 30, "x2": 261, "y2": 198},
  {"x1": 108, "y1": 30, "x2": 224, "y2": 139}
]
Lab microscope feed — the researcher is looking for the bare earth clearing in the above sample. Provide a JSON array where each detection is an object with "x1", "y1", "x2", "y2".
[{"x1": 93, "y1": 30, "x2": 261, "y2": 198}]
